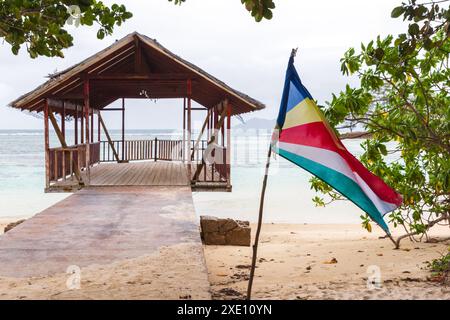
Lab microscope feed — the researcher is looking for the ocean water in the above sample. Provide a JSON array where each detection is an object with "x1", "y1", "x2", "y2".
[{"x1": 0, "y1": 129, "x2": 372, "y2": 224}]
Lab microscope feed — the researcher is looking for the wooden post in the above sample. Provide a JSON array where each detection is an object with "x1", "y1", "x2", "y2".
[
  {"x1": 84, "y1": 78, "x2": 90, "y2": 185},
  {"x1": 90, "y1": 108, "x2": 94, "y2": 143},
  {"x1": 192, "y1": 103, "x2": 228, "y2": 182},
  {"x1": 187, "y1": 79, "x2": 192, "y2": 182},
  {"x1": 97, "y1": 111, "x2": 101, "y2": 142},
  {"x1": 122, "y1": 98, "x2": 125, "y2": 162},
  {"x1": 62, "y1": 101, "x2": 66, "y2": 140},
  {"x1": 48, "y1": 108, "x2": 83, "y2": 183},
  {"x1": 226, "y1": 102, "x2": 232, "y2": 190},
  {"x1": 182, "y1": 98, "x2": 186, "y2": 163},
  {"x1": 191, "y1": 108, "x2": 212, "y2": 160},
  {"x1": 154, "y1": 137, "x2": 158, "y2": 161},
  {"x1": 44, "y1": 100, "x2": 50, "y2": 189},
  {"x1": 81, "y1": 103, "x2": 84, "y2": 144},
  {"x1": 74, "y1": 105, "x2": 78, "y2": 145},
  {"x1": 247, "y1": 144, "x2": 272, "y2": 300},
  {"x1": 98, "y1": 112, "x2": 120, "y2": 162}
]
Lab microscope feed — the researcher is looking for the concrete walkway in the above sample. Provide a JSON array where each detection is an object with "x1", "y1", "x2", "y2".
[{"x1": 0, "y1": 186, "x2": 211, "y2": 299}]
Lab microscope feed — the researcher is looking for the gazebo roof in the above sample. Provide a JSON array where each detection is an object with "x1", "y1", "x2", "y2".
[{"x1": 9, "y1": 32, "x2": 265, "y2": 116}]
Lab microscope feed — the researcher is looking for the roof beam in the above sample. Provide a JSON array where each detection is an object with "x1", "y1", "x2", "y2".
[
  {"x1": 88, "y1": 73, "x2": 194, "y2": 80},
  {"x1": 134, "y1": 35, "x2": 142, "y2": 73}
]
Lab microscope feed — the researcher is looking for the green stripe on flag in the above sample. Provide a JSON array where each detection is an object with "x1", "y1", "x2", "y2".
[{"x1": 278, "y1": 148, "x2": 389, "y2": 232}]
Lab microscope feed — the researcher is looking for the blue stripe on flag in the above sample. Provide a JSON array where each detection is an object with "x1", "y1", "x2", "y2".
[{"x1": 276, "y1": 57, "x2": 313, "y2": 128}]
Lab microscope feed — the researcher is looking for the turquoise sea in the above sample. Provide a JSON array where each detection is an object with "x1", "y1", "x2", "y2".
[{"x1": 0, "y1": 129, "x2": 370, "y2": 224}]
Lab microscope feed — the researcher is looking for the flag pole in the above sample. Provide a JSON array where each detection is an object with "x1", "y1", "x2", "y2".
[
  {"x1": 246, "y1": 143, "x2": 272, "y2": 300},
  {"x1": 247, "y1": 47, "x2": 298, "y2": 300}
]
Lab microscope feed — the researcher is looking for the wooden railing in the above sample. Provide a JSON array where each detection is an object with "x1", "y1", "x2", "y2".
[
  {"x1": 48, "y1": 142, "x2": 100, "y2": 183},
  {"x1": 192, "y1": 145, "x2": 229, "y2": 183},
  {"x1": 99, "y1": 139, "x2": 205, "y2": 162},
  {"x1": 98, "y1": 138, "x2": 230, "y2": 186}
]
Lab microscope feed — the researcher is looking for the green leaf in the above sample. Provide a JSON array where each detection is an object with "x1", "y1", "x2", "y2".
[
  {"x1": 408, "y1": 23, "x2": 420, "y2": 36},
  {"x1": 97, "y1": 29, "x2": 105, "y2": 39},
  {"x1": 391, "y1": 6, "x2": 405, "y2": 18}
]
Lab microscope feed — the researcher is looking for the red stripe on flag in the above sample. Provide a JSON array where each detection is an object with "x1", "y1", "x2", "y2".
[{"x1": 280, "y1": 122, "x2": 403, "y2": 206}]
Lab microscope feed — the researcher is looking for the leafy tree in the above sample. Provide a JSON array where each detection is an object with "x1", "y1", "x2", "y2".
[
  {"x1": 170, "y1": 0, "x2": 275, "y2": 22},
  {"x1": 0, "y1": 0, "x2": 275, "y2": 59},
  {"x1": 0, "y1": 0, "x2": 133, "y2": 58},
  {"x1": 311, "y1": 0, "x2": 450, "y2": 248}
]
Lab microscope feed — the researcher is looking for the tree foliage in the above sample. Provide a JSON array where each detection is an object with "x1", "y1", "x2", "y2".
[
  {"x1": 311, "y1": 0, "x2": 450, "y2": 247},
  {"x1": 0, "y1": 0, "x2": 275, "y2": 59},
  {"x1": 170, "y1": 0, "x2": 275, "y2": 22},
  {"x1": 0, "y1": 0, "x2": 132, "y2": 58}
]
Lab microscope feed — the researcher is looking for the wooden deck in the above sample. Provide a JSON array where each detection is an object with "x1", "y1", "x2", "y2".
[
  {"x1": 47, "y1": 161, "x2": 230, "y2": 192},
  {"x1": 0, "y1": 186, "x2": 211, "y2": 299},
  {"x1": 47, "y1": 161, "x2": 189, "y2": 192},
  {"x1": 90, "y1": 161, "x2": 189, "y2": 186}
]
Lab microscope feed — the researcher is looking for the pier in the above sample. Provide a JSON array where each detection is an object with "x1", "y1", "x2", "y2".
[
  {"x1": 3, "y1": 32, "x2": 265, "y2": 299},
  {"x1": 0, "y1": 186, "x2": 211, "y2": 299}
]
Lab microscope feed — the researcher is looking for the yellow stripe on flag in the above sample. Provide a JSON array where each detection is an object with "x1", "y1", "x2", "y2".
[{"x1": 283, "y1": 98, "x2": 322, "y2": 130}]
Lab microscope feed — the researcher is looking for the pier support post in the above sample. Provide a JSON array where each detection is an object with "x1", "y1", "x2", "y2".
[
  {"x1": 81, "y1": 103, "x2": 84, "y2": 144},
  {"x1": 226, "y1": 102, "x2": 232, "y2": 190},
  {"x1": 44, "y1": 99, "x2": 50, "y2": 189},
  {"x1": 90, "y1": 108, "x2": 94, "y2": 143},
  {"x1": 192, "y1": 101, "x2": 228, "y2": 182},
  {"x1": 62, "y1": 101, "x2": 65, "y2": 140},
  {"x1": 191, "y1": 108, "x2": 212, "y2": 161},
  {"x1": 187, "y1": 79, "x2": 192, "y2": 182},
  {"x1": 182, "y1": 98, "x2": 186, "y2": 164},
  {"x1": 48, "y1": 107, "x2": 83, "y2": 184},
  {"x1": 84, "y1": 78, "x2": 90, "y2": 185},
  {"x1": 98, "y1": 112, "x2": 120, "y2": 162},
  {"x1": 74, "y1": 104, "x2": 78, "y2": 145},
  {"x1": 122, "y1": 98, "x2": 125, "y2": 162},
  {"x1": 97, "y1": 110, "x2": 101, "y2": 142}
]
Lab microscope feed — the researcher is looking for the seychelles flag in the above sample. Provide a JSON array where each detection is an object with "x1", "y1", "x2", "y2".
[{"x1": 273, "y1": 55, "x2": 402, "y2": 233}]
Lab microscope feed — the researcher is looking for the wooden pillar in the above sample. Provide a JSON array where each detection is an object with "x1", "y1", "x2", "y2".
[
  {"x1": 182, "y1": 98, "x2": 186, "y2": 163},
  {"x1": 84, "y1": 78, "x2": 90, "y2": 184},
  {"x1": 221, "y1": 106, "x2": 225, "y2": 147},
  {"x1": 122, "y1": 98, "x2": 125, "y2": 162},
  {"x1": 44, "y1": 99, "x2": 50, "y2": 189},
  {"x1": 226, "y1": 102, "x2": 232, "y2": 190},
  {"x1": 187, "y1": 80, "x2": 192, "y2": 181},
  {"x1": 48, "y1": 107, "x2": 83, "y2": 184},
  {"x1": 90, "y1": 108, "x2": 94, "y2": 143},
  {"x1": 208, "y1": 107, "x2": 213, "y2": 140},
  {"x1": 74, "y1": 105, "x2": 78, "y2": 145},
  {"x1": 97, "y1": 111, "x2": 101, "y2": 142},
  {"x1": 99, "y1": 112, "x2": 120, "y2": 162},
  {"x1": 80, "y1": 103, "x2": 84, "y2": 144},
  {"x1": 61, "y1": 101, "x2": 66, "y2": 140}
]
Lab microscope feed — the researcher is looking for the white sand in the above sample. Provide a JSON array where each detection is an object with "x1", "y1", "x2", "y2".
[
  {"x1": 204, "y1": 223, "x2": 449, "y2": 300},
  {"x1": 0, "y1": 219, "x2": 448, "y2": 300},
  {"x1": 0, "y1": 242, "x2": 210, "y2": 300}
]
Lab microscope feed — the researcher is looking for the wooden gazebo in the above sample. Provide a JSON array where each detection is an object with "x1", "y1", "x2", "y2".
[{"x1": 9, "y1": 32, "x2": 265, "y2": 192}]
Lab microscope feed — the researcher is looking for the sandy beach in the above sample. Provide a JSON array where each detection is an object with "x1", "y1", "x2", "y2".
[
  {"x1": 205, "y1": 223, "x2": 449, "y2": 300},
  {"x1": 0, "y1": 218, "x2": 448, "y2": 300}
]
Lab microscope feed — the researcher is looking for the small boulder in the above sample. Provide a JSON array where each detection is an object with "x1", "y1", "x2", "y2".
[
  {"x1": 225, "y1": 227, "x2": 251, "y2": 246},
  {"x1": 219, "y1": 219, "x2": 238, "y2": 233},
  {"x1": 200, "y1": 215, "x2": 220, "y2": 233},
  {"x1": 200, "y1": 216, "x2": 250, "y2": 246},
  {"x1": 204, "y1": 232, "x2": 226, "y2": 245}
]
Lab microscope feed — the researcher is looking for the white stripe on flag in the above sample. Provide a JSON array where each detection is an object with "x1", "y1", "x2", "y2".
[
  {"x1": 278, "y1": 141, "x2": 398, "y2": 215},
  {"x1": 353, "y1": 172, "x2": 398, "y2": 215}
]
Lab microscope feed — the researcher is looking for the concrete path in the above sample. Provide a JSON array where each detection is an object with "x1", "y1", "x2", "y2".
[{"x1": 0, "y1": 186, "x2": 211, "y2": 299}]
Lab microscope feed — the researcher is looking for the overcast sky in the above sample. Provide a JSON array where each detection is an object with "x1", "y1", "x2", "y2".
[{"x1": 0, "y1": 0, "x2": 405, "y2": 130}]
